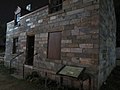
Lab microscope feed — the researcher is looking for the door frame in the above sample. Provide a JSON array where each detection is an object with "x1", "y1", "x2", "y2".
[{"x1": 25, "y1": 35, "x2": 35, "y2": 66}]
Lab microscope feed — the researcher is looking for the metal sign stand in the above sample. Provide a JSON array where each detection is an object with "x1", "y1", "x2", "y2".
[{"x1": 56, "y1": 65, "x2": 91, "y2": 90}]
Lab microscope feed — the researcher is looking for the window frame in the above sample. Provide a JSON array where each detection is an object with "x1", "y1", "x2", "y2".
[
  {"x1": 14, "y1": 12, "x2": 21, "y2": 26},
  {"x1": 49, "y1": 0, "x2": 63, "y2": 14}
]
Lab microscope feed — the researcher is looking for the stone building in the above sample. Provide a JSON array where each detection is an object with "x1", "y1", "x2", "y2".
[{"x1": 5, "y1": 0, "x2": 116, "y2": 90}]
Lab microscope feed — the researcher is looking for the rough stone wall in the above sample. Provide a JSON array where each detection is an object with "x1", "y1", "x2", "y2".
[
  {"x1": 98, "y1": 0, "x2": 116, "y2": 89},
  {"x1": 5, "y1": 0, "x2": 116, "y2": 90},
  {"x1": 5, "y1": 0, "x2": 99, "y2": 89}
]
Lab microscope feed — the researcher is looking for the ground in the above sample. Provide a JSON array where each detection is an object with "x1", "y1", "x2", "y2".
[
  {"x1": 0, "y1": 62, "x2": 40, "y2": 90},
  {"x1": 0, "y1": 62, "x2": 76, "y2": 90},
  {"x1": 100, "y1": 66, "x2": 120, "y2": 90},
  {"x1": 0, "y1": 61, "x2": 120, "y2": 90}
]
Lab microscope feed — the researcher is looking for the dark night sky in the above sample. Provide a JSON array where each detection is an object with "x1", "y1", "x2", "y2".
[
  {"x1": 0, "y1": 0, "x2": 119, "y2": 46},
  {"x1": 0, "y1": 0, "x2": 119, "y2": 24},
  {"x1": 0, "y1": 0, "x2": 48, "y2": 24}
]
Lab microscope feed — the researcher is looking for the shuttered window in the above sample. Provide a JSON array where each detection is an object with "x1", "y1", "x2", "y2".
[{"x1": 48, "y1": 32, "x2": 61, "y2": 60}]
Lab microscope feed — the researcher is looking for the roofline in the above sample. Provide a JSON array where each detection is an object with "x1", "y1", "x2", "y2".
[
  {"x1": 21, "y1": 5, "x2": 48, "y2": 19},
  {"x1": 7, "y1": 5, "x2": 48, "y2": 24}
]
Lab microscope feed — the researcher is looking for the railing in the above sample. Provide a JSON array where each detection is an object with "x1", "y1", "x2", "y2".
[
  {"x1": 9, "y1": 52, "x2": 24, "y2": 74},
  {"x1": 22, "y1": 53, "x2": 38, "y2": 78}
]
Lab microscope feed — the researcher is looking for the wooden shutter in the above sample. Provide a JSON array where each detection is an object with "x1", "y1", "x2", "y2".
[{"x1": 48, "y1": 32, "x2": 61, "y2": 60}]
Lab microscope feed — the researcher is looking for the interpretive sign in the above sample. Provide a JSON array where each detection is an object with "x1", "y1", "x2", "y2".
[{"x1": 57, "y1": 65, "x2": 85, "y2": 78}]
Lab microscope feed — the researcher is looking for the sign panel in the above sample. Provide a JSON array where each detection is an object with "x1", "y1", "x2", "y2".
[{"x1": 57, "y1": 65, "x2": 85, "y2": 78}]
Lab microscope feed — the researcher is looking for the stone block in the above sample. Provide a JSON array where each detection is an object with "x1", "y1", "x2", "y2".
[
  {"x1": 70, "y1": 48, "x2": 82, "y2": 53},
  {"x1": 30, "y1": 25, "x2": 35, "y2": 28},
  {"x1": 66, "y1": 53, "x2": 75, "y2": 57},
  {"x1": 77, "y1": 35, "x2": 91, "y2": 39},
  {"x1": 79, "y1": 44, "x2": 93, "y2": 48},
  {"x1": 68, "y1": 43, "x2": 79, "y2": 48},
  {"x1": 67, "y1": 8, "x2": 84, "y2": 16},
  {"x1": 79, "y1": 58, "x2": 92, "y2": 65},
  {"x1": 38, "y1": 19, "x2": 43, "y2": 23},
  {"x1": 83, "y1": 0, "x2": 94, "y2": 3},
  {"x1": 82, "y1": 48, "x2": 99, "y2": 54},
  {"x1": 71, "y1": 29, "x2": 79, "y2": 35},
  {"x1": 40, "y1": 33, "x2": 48, "y2": 38},
  {"x1": 72, "y1": 0, "x2": 78, "y2": 3},
  {"x1": 50, "y1": 16, "x2": 57, "y2": 20},
  {"x1": 61, "y1": 48, "x2": 71, "y2": 52},
  {"x1": 26, "y1": 18, "x2": 30, "y2": 22},
  {"x1": 27, "y1": 22, "x2": 33, "y2": 26},
  {"x1": 71, "y1": 57, "x2": 80, "y2": 63},
  {"x1": 61, "y1": 40, "x2": 72, "y2": 43},
  {"x1": 64, "y1": 24, "x2": 74, "y2": 30}
]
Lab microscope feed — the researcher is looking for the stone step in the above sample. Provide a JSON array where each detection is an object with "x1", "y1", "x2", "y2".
[
  {"x1": 11, "y1": 73, "x2": 23, "y2": 79},
  {"x1": 11, "y1": 68, "x2": 24, "y2": 79}
]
